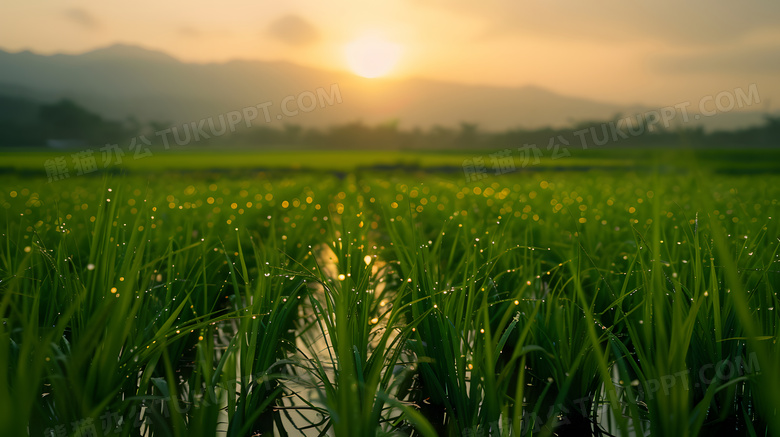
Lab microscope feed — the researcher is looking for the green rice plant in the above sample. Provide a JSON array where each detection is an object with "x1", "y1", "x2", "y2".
[
  {"x1": 0, "y1": 151, "x2": 778, "y2": 436},
  {"x1": 277, "y1": 185, "x2": 436, "y2": 437}
]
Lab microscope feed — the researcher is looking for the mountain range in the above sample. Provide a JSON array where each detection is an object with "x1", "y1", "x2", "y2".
[{"x1": 0, "y1": 44, "x2": 770, "y2": 132}]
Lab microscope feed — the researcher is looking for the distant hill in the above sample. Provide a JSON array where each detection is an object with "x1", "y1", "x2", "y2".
[{"x1": 0, "y1": 44, "x2": 771, "y2": 131}]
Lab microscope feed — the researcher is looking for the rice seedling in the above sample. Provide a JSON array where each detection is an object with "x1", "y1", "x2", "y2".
[{"x1": 0, "y1": 152, "x2": 778, "y2": 436}]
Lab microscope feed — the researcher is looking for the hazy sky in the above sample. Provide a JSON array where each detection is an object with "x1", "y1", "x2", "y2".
[{"x1": 1, "y1": 1, "x2": 778, "y2": 108}]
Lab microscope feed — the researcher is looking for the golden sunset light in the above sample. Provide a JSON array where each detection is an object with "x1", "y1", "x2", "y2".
[
  {"x1": 1, "y1": 3, "x2": 779, "y2": 436},
  {"x1": 344, "y1": 35, "x2": 402, "y2": 78},
  {"x1": 1, "y1": 1, "x2": 777, "y2": 105}
]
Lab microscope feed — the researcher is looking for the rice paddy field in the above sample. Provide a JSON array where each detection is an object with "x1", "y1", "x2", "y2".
[{"x1": 1, "y1": 149, "x2": 779, "y2": 436}]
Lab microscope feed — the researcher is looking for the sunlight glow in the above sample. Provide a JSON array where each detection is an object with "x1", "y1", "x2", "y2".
[{"x1": 344, "y1": 36, "x2": 402, "y2": 78}]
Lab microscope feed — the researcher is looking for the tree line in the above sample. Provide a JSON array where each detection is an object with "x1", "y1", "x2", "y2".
[{"x1": 1, "y1": 95, "x2": 778, "y2": 150}]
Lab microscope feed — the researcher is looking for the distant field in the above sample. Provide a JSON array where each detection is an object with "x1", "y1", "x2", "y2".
[
  {"x1": 1, "y1": 149, "x2": 779, "y2": 436},
  {"x1": 2, "y1": 147, "x2": 779, "y2": 174}
]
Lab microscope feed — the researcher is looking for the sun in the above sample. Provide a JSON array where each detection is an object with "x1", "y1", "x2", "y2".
[{"x1": 344, "y1": 36, "x2": 402, "y2": 78}]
